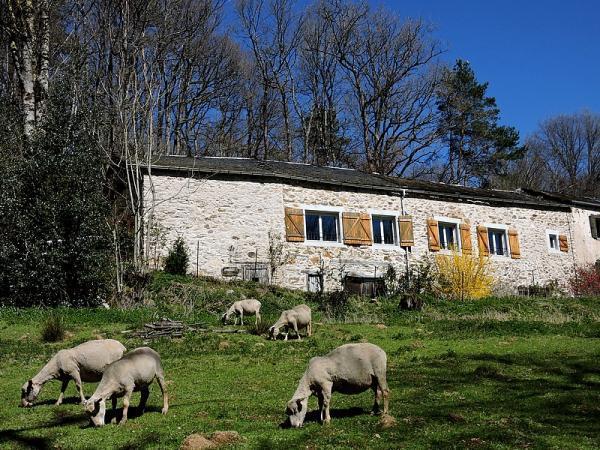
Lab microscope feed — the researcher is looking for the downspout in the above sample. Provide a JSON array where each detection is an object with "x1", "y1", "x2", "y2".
[{"x1": 400, "y1": 189, "x2": 410, "y2": 278}]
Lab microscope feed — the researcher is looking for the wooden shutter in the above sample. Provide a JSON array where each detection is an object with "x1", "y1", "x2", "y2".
[
  {"x1": 508, "y1": 228, "x2": 521, "y2": 259},
  {"x1": 398, "y1": 215, "x2": 414, "y2": 247},
  {"x1": 284, "y1": 208, "x2": 304, "y2": 242},
  {"x1": 460, "y1": 223, "x2": 472, "y2": 255},
  {"x1": 559, "y1": 234, "x2": 569, "y2": 252},
  {"x1": 477, "y1": 225, "x2": 489, "y2": 256},
  {"x1": 343, "y1": 212, "x2": 372, "y2": 245},
  {"x1": 427, "y1": 219, "x2": 440, "y2": 252}
]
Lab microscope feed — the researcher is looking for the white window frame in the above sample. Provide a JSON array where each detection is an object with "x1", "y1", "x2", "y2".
[
  {"x1": 369, "y1": 209, "x2": 399, "y2": 248},
  {"x1": 546, "y1": 229, "x2": 561, "y2": 253},
  {"x1": 435, "y1": 216, "x2": 462, "y2": 252},
  {"x1": 483, "y1": 222, "x2": 510, "y2": 258},
  {"x1": 301, "y1": 205, "x2": 344, "y2": 247}
]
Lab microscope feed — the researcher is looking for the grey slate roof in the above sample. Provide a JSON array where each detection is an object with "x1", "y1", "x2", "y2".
[{"x1": 145, "y1": 156, "x2": 574, "y2": 210}]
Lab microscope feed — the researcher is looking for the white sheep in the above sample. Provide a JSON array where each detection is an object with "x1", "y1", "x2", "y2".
[
  {"x1": 285, "y1": 343, "x2": 389, "y2": 427},
  {"x1": 21, "y1": 339, "x2": 126, "y2": 407},
  {"x1": 269, "y1": 304, "x2": 312, "y2": 341},
  {"x1": 221, "y1": 299, "x2": 262, "y2": 325},
  {"x1": 84, "y1": 347, "x2": 168, "y2": 426}
]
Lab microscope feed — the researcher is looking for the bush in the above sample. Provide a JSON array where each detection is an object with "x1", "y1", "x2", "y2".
[
  {"x1": 164, "y1": 237, "x2": 190, "y2": 275},
  {"x1": 41, "y1": 313, "x2": 65, "y2": 342},
  {"x1": 570, "y1": 264, "x2": 600, "y2": 296},
  {"x1": 435, "y1": 251, "x2": 495, "y2": 301}
]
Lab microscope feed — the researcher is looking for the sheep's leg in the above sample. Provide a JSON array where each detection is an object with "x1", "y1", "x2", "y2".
[
  {"x1": 55, "y1": 379, "x2": 69, "y2": 406},
  {"x1": 322, "y1": 383, "x2": 333, "y2": 424},
  {"x1": 317, "y1": 392, "x2": 325, "y2": 422},
  {"x1": 139, "y1": 386, "x2": 150, "y2": 413},
  {"x1": 111, "y1": 396, "x2": 118, "y2": 424},
  {"x1": 374, "y1": 372, "x2": 390, "y2": 415},
  {"x1": 307, "y1": 320, "x2": 312, "y2": 337},
  {"x1": 240, "y1": 311, "x2": 244, "y2": 326},
  {"x1": 120, "y1": 389, "x2": 133, "y2": 425},
  {"x1": 256, "y1": 311, "x2": 261, "y2": 325},
  {"x1": 71, "y1": 372, "x2": 86, "y2": 405},
  {"x1": 156, "y1": 373, "x2": 169, "y2": 415},
  {"x1": 293, "y1": 322, "x2": 301, "y2": 341},
  {"x1": 372, "y1": 386, "x2": 382, "y2": 415}
]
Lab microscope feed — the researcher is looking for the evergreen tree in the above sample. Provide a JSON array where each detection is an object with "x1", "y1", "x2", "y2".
[{"x1": 436, "y1": 60, "x2": 524, "y2": 187}]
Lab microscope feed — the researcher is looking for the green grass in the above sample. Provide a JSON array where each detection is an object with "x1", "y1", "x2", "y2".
[{"x1": 0, "y1": 276, "x2": 599, "y2": 449}]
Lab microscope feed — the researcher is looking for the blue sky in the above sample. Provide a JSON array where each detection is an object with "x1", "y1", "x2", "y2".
[{"x1": 384, "y1": 0, "x2": 600, "y2": 138}]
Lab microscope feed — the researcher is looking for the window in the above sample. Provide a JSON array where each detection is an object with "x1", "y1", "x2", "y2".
[
  {"x1": 307, "y1": 274, "x2": 322, "y2": 293},
  {"x1": 488, "y1": 228, "x2": 508, "y2": 256},
  {"x1": 305, "y1": 211, "x2": 340, "y2": 242},
  {"x1": 438, "y1": 222, "x2": 459, "y2": 250},
  {"x1": 372, "y1": 216, "x2": 396, "y2": 245},
  {"x1": 547, "y1": 230, "x2": 560, "y2": 252},
  {"x1": 590, "y1": 215, "x2": 600, "y2": 240}
]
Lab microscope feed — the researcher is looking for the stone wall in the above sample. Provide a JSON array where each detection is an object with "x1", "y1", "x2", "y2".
[
  {"x1": 570, "y1": 207, "x2": 600, "y2": 267},
  {"x1": 144, "y1": 173, "x2": 577, "y2": 294}
]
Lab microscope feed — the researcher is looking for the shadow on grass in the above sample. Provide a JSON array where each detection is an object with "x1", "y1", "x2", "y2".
[
  {"x1": 279, "y1": 406, "x2": 366, "y2": 428},
  {"x1": 30, "y1": 396, "x2": 81, "y2": 407},
  {"x1": 392, "y1": 351, "x2": 600, "y2": 448},
  {"x1": 0, "y1": 411, "x2": 87, "y2": 449}
]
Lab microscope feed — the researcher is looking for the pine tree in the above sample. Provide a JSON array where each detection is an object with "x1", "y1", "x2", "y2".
[{"x1": 436, "y1": 60, "x2": 524, "y2": 187}]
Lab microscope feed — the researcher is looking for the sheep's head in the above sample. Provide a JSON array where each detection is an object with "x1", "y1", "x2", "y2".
[
  {"x1": 285, "y1": 397, "x2": 308, "y2": 428},
  {"x1": 20, "y1": 380, "x2": 40, "y2": 407},
  {"x1": 84, "y1": 398, "x2": 106, "y2": 427},
  {"x1": 269, "y1": 326, "x2": 279, "y2": 340},
  {"x1": 221, "y1": 312, "x2": 231, "y2": 325}
]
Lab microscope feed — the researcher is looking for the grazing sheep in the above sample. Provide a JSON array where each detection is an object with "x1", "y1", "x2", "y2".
[
  {"x1": 285, "y1": 343, "x2": 389, "y2": 427},
  {"x1": 20, "y1": 339, "x2": 126, "y2": 407},
  {"x1": 84, "y1": 347, "x2": 168, "y2": 426},
  {"x1": 269, "y1": 304, "x2": 312, "y2": 341},
  {"x1": 221, "y1": 299, "x2": 262, "y2": 325}
]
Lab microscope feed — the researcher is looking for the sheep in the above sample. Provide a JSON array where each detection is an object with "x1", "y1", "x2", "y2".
[
  {"x1": 269, "y1": 304, "x2": 312, "y2": 341},
  {"x1": 84, "y1": 347, "x2": 168, "y2": 426},
  {"x1": 221, "y1": 299, "x2": 262, "y2": 325},
  {"x1": 20, "y1": 339, "x2": 126, "y2": 407},
  {"x1": 285, "y1": 343, "x2": 389, "y2": 427}
]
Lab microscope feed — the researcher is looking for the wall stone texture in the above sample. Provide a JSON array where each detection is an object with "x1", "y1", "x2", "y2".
[{"x1": 144, "y1": 174, "x2": 596, "y2": 294}]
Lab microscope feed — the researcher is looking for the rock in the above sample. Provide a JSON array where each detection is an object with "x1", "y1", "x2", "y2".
[
  {"x1": 218, "y1": 341, "x2": 230, "y2": 351},
  {"x1": 378, "y1": 413, "x2": 397, "y2": 429},
  {"x1": 448, "y1": 412, "x2": 465, "y2": 423},
  {"x1": 225, "y1": 290, "x2": 235, "y2": 295},
  {"x1": 181, "y1": 434, "x2": 215, "y2": 450},
  {"x1": 375, "y1": 323, "x2": 387, "y2": 330}
]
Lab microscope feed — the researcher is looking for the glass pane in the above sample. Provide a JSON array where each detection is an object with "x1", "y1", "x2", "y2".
[
  {"x1": 321, "y1": 215, "x2": 338, "y2": 241},
  {"x1": 488, "y1": 229, "x2": 506, "y2": 255},
  {"x1": 382, "y1": 218, "x2": 394, "y2": 244},
  {"x1": 373, "y1": 218, "x2": 382, "y2": 244},
  {"x1": 549, "y1": 234, "x2": 558, "y2": 249},
  {"x1": 306, "y1": 214, "x2": 320, "y2": 240},
  {"x1": 439, "y1": 223, "x2": 455, "y2": 249}
]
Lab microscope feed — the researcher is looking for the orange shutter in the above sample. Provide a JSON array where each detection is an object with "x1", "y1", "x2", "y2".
[
  {"x1": 508, "y1": 228, "x2": 521, "y2": 259},
  {"x1": 284, "y1": 208, "x2": 304, "y2": 242},
  {"x1": 427, "y1": 219, "x2": 440, "y2": 251},
  {"x1": 460, "y1": 223, "x2": 472, "y2": 255},
  {"x1": 343, "y1": 212, "x2": 372, "y2": 245},
  {"x1": 398, "y1": 215, "x2": 414, "y2": 247},
  {"x1": 559, "y1": 234, "x2": 569, "y2": 252},
  {"x1": 477, "y1": 226, "x2": 489, "y2": 256}
]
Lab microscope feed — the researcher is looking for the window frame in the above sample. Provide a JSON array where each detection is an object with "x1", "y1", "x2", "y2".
[
  {"x1": 483, "y1": 222, "x2": 511, "y2": 258},
  {"x1": 590, "y1": 215, "x2": 600, "y2": 240},
  {"x1": 300, "y1": 205, "x2": 344, "y2": 247},
  {"x1": 546, "y1": 229, "x2": 561, "y2": 253},
  {"x1": 434, "y1": 216, "x2": 462, "y2": 252},
  {"x1": 369, "y1": 210, "x2": 399, "y2": 248}
]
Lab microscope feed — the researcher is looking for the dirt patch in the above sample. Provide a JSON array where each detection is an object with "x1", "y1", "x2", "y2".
[
  {"x1": 181, "y1": 431, "x2": 242, "y2": 449},
  {"x1": 218, "y1": 341, "x2": 231, "y2": 351},
  {"x1": 378, "y1": 413, "x2": 397, "y2": 429},
  {"x1": 375, "y1": 323, "x2": 387, "y2": 330}
]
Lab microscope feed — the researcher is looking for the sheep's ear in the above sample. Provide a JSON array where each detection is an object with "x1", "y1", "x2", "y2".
[
  {"x1": 27, "y1": 380, "x2": 33, "y2": 391},
  {"x1": 296, "y1": 399, "x2": 303, "y2": 411}
]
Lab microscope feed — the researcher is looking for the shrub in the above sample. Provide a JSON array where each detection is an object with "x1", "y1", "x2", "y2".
[
  {"x1": 396, "y1": 256, "x2": 437, "y2": 297},
  {"x1": 41, "y1": 313, "x2": 65, "y2": 342},
  {"x1": 435, "y1": 251, "x2": 495, "y2": 301},
  {"x1": 164, "y1": 237, "x2": 189, "y2": 275},
  {"x1": 570, "y1": 264, "x2": 600, "y2": 296}
]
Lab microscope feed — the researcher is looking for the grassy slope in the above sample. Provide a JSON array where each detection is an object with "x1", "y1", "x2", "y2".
[{"x1": 0, "y1": 276, "x2": 599, "y2": 449}]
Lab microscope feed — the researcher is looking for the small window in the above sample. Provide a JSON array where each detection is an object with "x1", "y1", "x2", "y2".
[
  {"x1": 438, "y1": 222, "x2": 459, "y2": 250},
  {"x1": 372, "y1": 216, "x2": 396, "y2": 245},
  {"x1": 547, "y1": 230, "x2": 560, "y2": 252},
  {"x1": 488, "y1": 228, "x2": 508, "y2": 256},
  {"x1": 590, "y1": 216, "x2": 600, "y2": 240},
  {"x1": 305, "y1": 211, "x2": 340, "y2": 242},
  {"x1": 307, "y1": 274, "x2": 322, "y2": 293}
]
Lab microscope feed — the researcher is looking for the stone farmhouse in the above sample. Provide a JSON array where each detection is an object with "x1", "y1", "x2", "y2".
[{"x1": 142, "y1": 156, "x2": 600, "y2": 294}]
